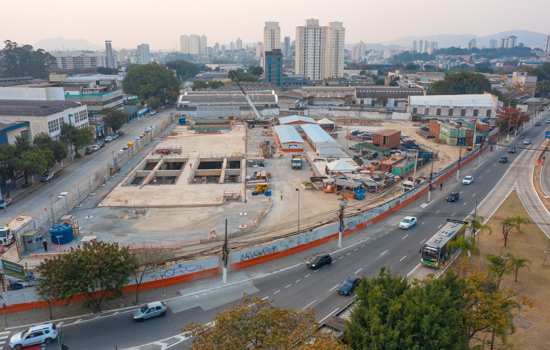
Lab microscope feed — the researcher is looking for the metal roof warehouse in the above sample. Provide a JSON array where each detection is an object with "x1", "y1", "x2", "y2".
[
  {"x1": 273, "y1": 125, "x2": 304, "y2": 152},
  {"x1": 300, "y1": 124, "x2": 345, "y2": 158}
]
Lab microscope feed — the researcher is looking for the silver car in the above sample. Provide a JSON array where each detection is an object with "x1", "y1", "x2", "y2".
[{"x1": 133, "y1": 301, "x2": 167, "y2": 321}]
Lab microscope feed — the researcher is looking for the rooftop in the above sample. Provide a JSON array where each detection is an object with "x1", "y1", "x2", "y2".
[
  {"x1": 0, "y1": 100, "x2": 83, "y2": 117},
  {"x1": 278, "y1": 115, "x2": 316, "y2": 125},
  {"x1": 356, "y1": 86, "x2": 424, "y2": 99},
  {"x1": 178, "y1": 90, "x2": 277, "y2": 105},
  {"x1": 273, "y1": 125, "x2": 304, "y2": 144},
  {"x1": 409, "y1": 94, "x2": 498, "y2": 108},
  {"x1": 375, "y1": 129, "x2": 400, "y2": 136},
  {"x1": 301, "y1": 124, "x2": 338, "y2": 145}
]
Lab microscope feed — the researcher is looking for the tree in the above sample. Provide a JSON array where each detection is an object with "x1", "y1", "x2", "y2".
[
  {"x1": 192, "y1": 80, "x2": 209, "y2": 91},
  {"x1": 123, "y1": 63, "x2": 180, "y2": 104},
  {"x1": 131, "y1": 249, "x2": 172, "y2": 304},
  {"x1": 104, "y1": 109, "x2": 128, "y2": 133},
  {"x1": 0, "y1": 144, "x2": 18, "y2": 195},
  {"x1": 186, "y1": 297, "x2": 347, "y2": 350},
  {"x1": 496, "y1": 107, "x2": 529, "y2": 136},
  {"x1": 430, "y1": 72, "x2": 491, "y2": 95},
  {"x1": 228, "y1": 69, "x2": 259, "y2": 82},
  {"x1": 60, "y1": 124, "x2": 93, "y2": 157},
  {"x1": 248, "y1": 65, "x2": 263, "y2": 77},
  {"x1": 146, "y1": 97, "x2": 161, "y2": 111},
  {"x1": 505, "y1": 253, "x2": 530, "y2": 283},
  {"x1": 345, "y1": 269, "x2": 468, "y2": 350},
  {"x1": 16, "y1": 148, "x2": 54, "y2": 186},
  {"x1": 33, "y1": 133, "x2": 67, "y2": 162},
  {"x1": 0, "y1": 40, "x2": 55, "y2": 78},
  {"x1": 165, "y1": 59, "x2": 200, "y2": 81},
  {"x1": 96, "y1": 67, "x2": 118, "y2": 75},
  {"x1": 500, "y1": 215, "x2": 529, "y2": 248},
  {"x1": 36, "y1": 241, "x2": 137, "y2": 312},
  {"x1": 486, "y1": 255, "x2": 513, "y2": 289}
]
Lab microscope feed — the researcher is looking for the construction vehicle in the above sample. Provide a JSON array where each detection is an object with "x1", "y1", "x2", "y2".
[
  {"x1": 291, "y1": 156, "x2": 303, "y2": 170},
  {"x1": 254, "y1": 183, "x2": 269, "y2": 195},
  {"x1": 0, "y1": 215, "x2": 36, "y2": 246}
]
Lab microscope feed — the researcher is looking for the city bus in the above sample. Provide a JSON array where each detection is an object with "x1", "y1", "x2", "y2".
[{"x1": 420, "y1": 221, "x2": 463, "y2": 268}]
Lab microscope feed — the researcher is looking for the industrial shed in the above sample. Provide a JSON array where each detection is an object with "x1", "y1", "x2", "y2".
[
  {"x1": 300, "y1": 124, "x2": 346, "y2": 158},
  {"x1": 278, "y1": 115, "x2": 316, "y2": 125},
  {"x1": 273, "y1": 125, "x2": 304, "y2": 152}
]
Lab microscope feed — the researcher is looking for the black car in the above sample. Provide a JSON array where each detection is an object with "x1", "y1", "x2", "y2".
[
  {"x1": 507, "y1": 146, "x2": 516, "y2": 154},
  {"x1": 307, "y1": 254, "x2": 332, "y2": 270},
  {"x1": 498, "y1": 156, "x2": 508, "y2": 163},
  {"x1": 446, "y1": 192, "x2": 460, "y2": 202},
  {"x1": 338, "y1": 277, "x2": 361, "y2": 296}
]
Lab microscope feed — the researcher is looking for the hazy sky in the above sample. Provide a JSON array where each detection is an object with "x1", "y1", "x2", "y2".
[{"x1": 1, "y1": 0, "x2": 548, "y2": 50}]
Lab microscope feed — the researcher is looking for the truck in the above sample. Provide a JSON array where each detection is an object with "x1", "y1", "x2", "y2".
[
  {"x1": 291, "y1": 156, "x2": 303, "y2": 170},
  {"x1": 0, "y1": 215, "x2": 36, "y2": 246}
]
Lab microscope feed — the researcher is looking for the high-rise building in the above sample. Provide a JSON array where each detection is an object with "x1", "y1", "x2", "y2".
[
  {"x1": 489, "y1": 39, "x2": 498, "y2": 49},
  {"x1": 412, "y1": 40, "x2": 418, "y2": 53},
  {"x1": 179, "y1": 34, "x2": 207, "y2": 56},
  {"x1": 263, "y1": 22, "x2": 281, "y2": 52},
  {"x1": 509, "y1": 35, "x2": 517, "y2": 48},
  {"x1": 235, "y1": 38, "x2": 243, "y2": 50},
  {"x1": 545, "y1": 35, "x2": 550, "y2": 55},
  {"x1": 136, "y1": 44, "x2": 151, "y2": 64},
  {"x1": 500, "y1": 38, "x2": 507, "y2": 49},
  {"x1": 352, "y1": 41, "x2": 368, "y2": 63},
  {"x1": 418, "y1": 40, "x2": 425, "y2": 53},
  {"x1": 295, "y1": 19, "x2": 345, "y2": 80},
  {"x1": 256, "y1": 42, "x2": 264, "y2": 60},
  {"x1": 105, "y1": 40, "x2": 116, "y2": 69},
  {"x1": 264, "y1": 49, "x2": 283, "y2": 86},
  {"x1": 468, "y1": 38, "x2": 477, "y2": 50},
  {"x1": 283, "y1": 36, "x2": 291, "y2": 58}
]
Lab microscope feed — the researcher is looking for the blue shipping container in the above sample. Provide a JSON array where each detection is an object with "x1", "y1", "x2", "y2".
[{"x1": 50, "y1": 224, "x2": 74, "y2": 245}]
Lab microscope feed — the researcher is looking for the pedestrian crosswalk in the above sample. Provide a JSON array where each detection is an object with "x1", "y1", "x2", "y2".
[{"x1": 0, "y1": 331, "x2": 11, "y2": 348}]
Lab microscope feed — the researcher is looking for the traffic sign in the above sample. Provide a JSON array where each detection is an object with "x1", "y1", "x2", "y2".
[{"x1": 1, "y1": 259, "x2": 25, "y2": 279}]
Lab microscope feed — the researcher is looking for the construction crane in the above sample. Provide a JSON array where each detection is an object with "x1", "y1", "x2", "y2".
[{"x1": 232, "y1": 76, "x2": 263, "y2": 126}]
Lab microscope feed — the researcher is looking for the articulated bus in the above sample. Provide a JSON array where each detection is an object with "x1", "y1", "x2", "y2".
[{"x1": 420, "y1": 222, "x2": 463, "y2": 268}]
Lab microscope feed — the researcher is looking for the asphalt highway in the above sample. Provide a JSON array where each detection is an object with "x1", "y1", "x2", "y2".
[{"x1": 26, "y1": 124, "x2": 545, "y2": 350}]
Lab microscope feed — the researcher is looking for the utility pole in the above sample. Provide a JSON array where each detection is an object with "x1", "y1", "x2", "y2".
[
  {"x1": 456, "y1": 123, "x2": 463, "y2": 182},
  {"x1": 296, "y1": 188, "x2": 301, "y2": 233},
  {"x1": 338, "y1": 200, "x2": 347, "y2": 248},
  {"x1": 222, "y1": 218, "x2": 229, "y2": 284},
  {"x1": 412, "y1": 149, "x2": 419, "y2": 184},
  {"x1": 428, "y1": 152, "x2": 435, "y2": 202}
]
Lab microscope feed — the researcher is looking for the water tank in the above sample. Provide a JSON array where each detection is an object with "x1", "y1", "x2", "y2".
[{"x1": 49, "y1": 224, "x2": 74, "y2": 245}]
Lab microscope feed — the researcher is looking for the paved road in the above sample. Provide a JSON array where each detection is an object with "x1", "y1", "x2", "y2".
[
  {"x1": 541, "y1": 140, "x2": 550, "y2": 199},
  {"x1": 0, "y1": 110, "x2": 173, "y2": 227},
  {"x1": 15, "y1": 126, "x2": 542, "y2": 350}
]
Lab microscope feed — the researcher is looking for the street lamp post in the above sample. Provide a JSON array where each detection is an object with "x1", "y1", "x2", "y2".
[
  {"x1": 295, "y1": 188, "x2": 301, "y2": 233},
  {"x1": 222, "y1": 218, "x2": 229, "y2": 284},
  {"x1": 456, "y1": 123, "x2": 463, "y2": 182},
  {"x1": 338, "y1": 200, "x2": 347, "y2": 248}
]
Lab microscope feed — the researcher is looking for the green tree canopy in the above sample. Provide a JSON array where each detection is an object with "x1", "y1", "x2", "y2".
[
  {"x1": 345, "y1": 269, "x2": 468, "y2": 350},
  {"x1": 186, "y1": 297, "x2": 347, "y2": 350},
  {"x1": 0, "y1": 40, "x2": 55, "y2": 78},
  {"x1": 33, "y1": 133, "x2": 67, "y2": 162},
  {"x1": 165, "y1": 59, "x2": 200, "y2": 81},
  {"x1": 16, "y1": 148, "x2": 54, "y2": 185},
  {"x1": 60, "y1": 124, "x2": 93, "y2": 157},
  {"x1": 123, "y1": 63, "x2": 180, "y2": 104},
  {"x1": 430, "y1": 72, "x2": 491, "y2": 95},
  {"x1": 36, "y1": 241, "x2": 137, "y2": 312},
  {"x1": 104, "y1": 109, "x2": 128, "y2": 133}
]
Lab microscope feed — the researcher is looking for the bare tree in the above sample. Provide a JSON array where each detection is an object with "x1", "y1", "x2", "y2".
[{"x1": 132, "y1": 248, "x2": 174, "y2": 304}]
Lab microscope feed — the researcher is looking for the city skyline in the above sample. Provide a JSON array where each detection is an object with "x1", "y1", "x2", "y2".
[{"x1": 1, "y1": 0, "x2": 549, "y2": 50}]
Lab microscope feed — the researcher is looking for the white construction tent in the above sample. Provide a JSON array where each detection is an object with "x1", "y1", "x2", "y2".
[
  {"x1": 273, "y1": 125, "x2": 304, "y2": 152},
  {"x1": 300, "y1": 124, "x2": 346, "y2": 158},
  {"x1": 326, "y1": 158, "x2": 359, "y2": 174}
]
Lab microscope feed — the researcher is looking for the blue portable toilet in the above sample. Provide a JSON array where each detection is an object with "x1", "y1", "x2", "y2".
[
  {"x1": 179, "y1": 115, "x2": 187, "y2": 125},
  {"x1": 354, "y1": 187, "x2": 366, "y2": 200},
  {"x1": 49, "y1": 224, "x2": 74, "y2": 245},
  {"x1": 264, "y1": 189, "x2": 272, "y2": 197}
]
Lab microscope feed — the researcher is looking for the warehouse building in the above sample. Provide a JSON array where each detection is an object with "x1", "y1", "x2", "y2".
[
  {"x1": 177, "y1": 90, "x2": 279, "y2": 121},
  {"x1": 372, "y1": 129, "x2": 401, "y2": 149},
  {"x1": 278, "y1": 115, "x2": 316, "y2": 125},
  {"x1": 273, "y1": 125, "x2": 304, "y2": 152},
  {"x1": 300, "y1": 123, "x2": 346, "y2": 158},
  {"x1": 408, "y1": 94, "x2": 499, "y2": 120}
]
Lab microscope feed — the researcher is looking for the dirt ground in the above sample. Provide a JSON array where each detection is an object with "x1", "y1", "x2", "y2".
[
  {"x1": 466, "y1": 191, "x2": 550, "y2": 350},
  {"x1": 336, "y1": 120, "x2": 462, "y2": 175}
]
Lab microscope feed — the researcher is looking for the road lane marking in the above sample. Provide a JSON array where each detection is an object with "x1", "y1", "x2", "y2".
[
  {"x1": 435, "y1": 209, "x2": 440, "y2": 214},
  {"x1": 401, "y1": 234, "x2": 409, "y2": 240},
  {"x1": 451, "y1": 212, "x2": 457, "y2": 217},
  {"x1": 463, "y1": 202, "x2": 467, "y2": 206},
  {"x1": 355, "y1": 267, "x2": 363, "y2": 275},
  {"x1": 261, "y1": 296, "x2": 269, "y2": 301},
  {"x1": 329, "y1": 284, "x2": 339, "y2": 292},
  {"x1": 304, "y1": 273, "x2": 311, "y2": 278},
  {"x1": 407, "y1": 263, "x2": 422, "y2": 278},
  {"x1": 302, "y1": 299, "x2": 318, "y2": 310},
  {"x1": 400, "y1": 255, "x2": 407, "y2": 262},
  {"x1": 57, "y1": 321, "x2": 64, "y2": 327},
  {"x1": 284, "y1": 284, "x2": 292, "y2": 289},
  {"x1": 438, "y1": 223, "x2": 443, "y2": 229},
  {"x1": 320, "y1": 307, "x2": 341, "y2": 323},
  {"x1": 338, "y1": 256, "x2": 344, "y2": 260},
  {"x1": 378, "y1": 249, "x2": 389, "y2": 258},
  {"x1": 419, "y1": 239, "x2": 426, "y2": 244},
  {"x1": 346, "y1": 252, "x2": 351, "y2": 256},
  {"x1": 273, "y1": 289, "x2": 280, "y2": 295},
  {"x1": 295, "y1": 279, "x2": 301, "y2": 284}
]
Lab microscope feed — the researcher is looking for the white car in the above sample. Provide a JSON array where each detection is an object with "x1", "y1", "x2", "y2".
[
  {"x1": 133, "y1": 301, "x2": 168, "y2": 321},
  {"x1": 9, "y1": 323, "x2": 58, "y2": 349},
  {"x1": 522, "y1": 138, "x2": 531, "y2": 146},
  {"x1": 462, "y1": 175, "x2": 474, "y2": 185},
  {"x1": 399, "y1": 216, "x2": 417, "y2": 229}
]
